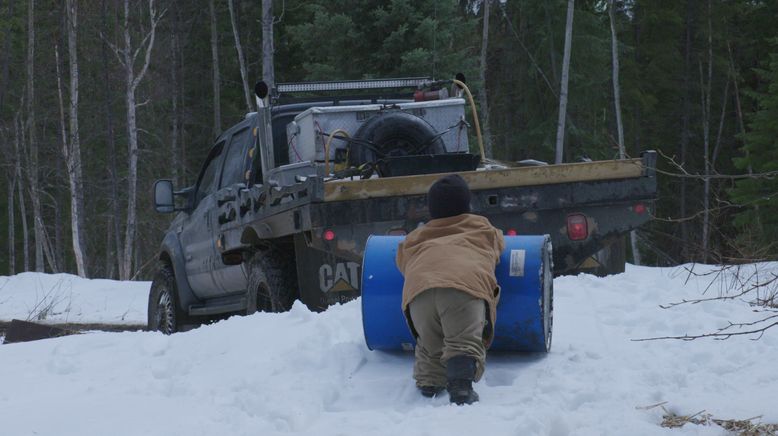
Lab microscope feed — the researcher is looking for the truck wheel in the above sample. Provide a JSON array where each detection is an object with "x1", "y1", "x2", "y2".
[
  {"x1": 349, "y1": 111, "x2": 446, "y2": 166},
  {"x1": 246, "y1": 248, "x2": 299, "y2": 313},
  {"x1": 148, "y1": 264, "x2": 187, "y2": 334}
]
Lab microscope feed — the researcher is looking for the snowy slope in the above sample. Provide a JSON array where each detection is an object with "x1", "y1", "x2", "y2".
[
  {"x1": 0, "y1": 272, "x2": 148, "y2": 324},
  {"x1": 1, "y1": 265, "x2": 776, "y2": 436}
]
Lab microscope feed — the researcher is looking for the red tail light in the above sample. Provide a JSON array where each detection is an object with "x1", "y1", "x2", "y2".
[
  {"x1": 634, "y1": 203, "x2": 646, "y2": 214},
  {"x1": 567, "y1": 214, "x2": 588, "y2": 241},
  {"x1": 506, "y1": 229, "x2": 518, "y2": 236},
  {"x1": 323, "y1": 229, "x2": 336, "y2": 241}
]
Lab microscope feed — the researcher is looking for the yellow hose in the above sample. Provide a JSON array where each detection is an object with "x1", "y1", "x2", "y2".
[
  {"x1": 324, "y1": 129, "x2": 351, "y2": 175},
  {"x1": 452, "y1": 79, "x2": 486, "y2": 163}
]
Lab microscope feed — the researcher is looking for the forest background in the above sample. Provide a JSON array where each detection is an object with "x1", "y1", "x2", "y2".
[{"x1": 0, "y1": 0, "x2": 776, "y2": 281}]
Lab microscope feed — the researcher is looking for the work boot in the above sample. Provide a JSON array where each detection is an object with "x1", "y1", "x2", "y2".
[
  {"x1": 446, "y1": 355, "x2": 479, "y2": 405},
  {"x1": 417, "y1": 385, "x2": 445, "y2": 398}
]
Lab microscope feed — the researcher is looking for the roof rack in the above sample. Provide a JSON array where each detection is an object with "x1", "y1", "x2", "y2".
[{"x1": 273, "y1": 77, "x2": 432, "y2": 95}]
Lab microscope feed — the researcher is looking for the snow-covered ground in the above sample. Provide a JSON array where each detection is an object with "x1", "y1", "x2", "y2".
[
  {"x1": 0, "y1": 272, "x2": 148, "y2": 324},
  {"x1": 1, "y1": 265, "x2": 776, "y2": 435}
]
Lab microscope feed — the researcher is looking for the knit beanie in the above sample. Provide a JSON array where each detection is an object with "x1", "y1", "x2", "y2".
[{"x1": 427, "y1": 174, "x2": 471, "y2": 219}]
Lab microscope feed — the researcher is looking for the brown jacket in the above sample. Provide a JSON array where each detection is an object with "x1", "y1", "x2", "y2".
[{"x1": 396, "y1": 213, "x2": 505, "y2": 346}]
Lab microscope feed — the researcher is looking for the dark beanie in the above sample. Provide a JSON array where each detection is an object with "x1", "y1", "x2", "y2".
[{"x1": 427, "y1": 174, "x2": 471, "y2": 219}]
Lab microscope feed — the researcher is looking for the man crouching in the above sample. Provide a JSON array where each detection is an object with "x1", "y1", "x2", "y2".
[{"x1": 396, "y1": 174, "x2": 505, "y2": 405}]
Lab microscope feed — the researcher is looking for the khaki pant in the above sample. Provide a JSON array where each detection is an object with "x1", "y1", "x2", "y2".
[{"x1": 408, "y1": 287, "x2": 487, "y2": 387}]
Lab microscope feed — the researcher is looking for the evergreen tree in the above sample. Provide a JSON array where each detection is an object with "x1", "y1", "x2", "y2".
[{"x1": 730, "y1": 40, "x2": 778, "y2": 253}]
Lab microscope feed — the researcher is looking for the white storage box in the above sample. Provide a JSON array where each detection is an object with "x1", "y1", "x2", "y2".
[{"x1": 286, "y1": 99, "x2": 469, "y2": 164}]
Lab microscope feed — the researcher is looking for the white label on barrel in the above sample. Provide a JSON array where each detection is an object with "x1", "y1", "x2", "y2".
[{"x1": 509, "y1": 250, "x2": 526, "y2": 277}]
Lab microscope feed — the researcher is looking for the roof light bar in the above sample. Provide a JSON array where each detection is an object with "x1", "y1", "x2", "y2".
[{"x1": 275, "y1": 77, "x2": 432, "y2": 94}]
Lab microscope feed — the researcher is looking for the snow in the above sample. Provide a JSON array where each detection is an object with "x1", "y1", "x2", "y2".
[
  {"x1": 0, "y1": 272, "x2": 148, "y2": 325},
  {"x1": 1, "y1": 264, "x2": 777, "y2": 435}
]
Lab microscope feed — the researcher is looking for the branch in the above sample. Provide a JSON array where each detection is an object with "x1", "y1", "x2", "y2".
[
  {"x1": 633, "y1": 315, "x2": 778, "y2": 342},
  {"x1": 131, "y1": 1, "x2": 165, "y2": 91},
  {"x1": 655, "y1": 149, "x2": 778, "y2": 180},
  {"x1": 99, "y1": 31, "x2": 126, "y2": 67}
]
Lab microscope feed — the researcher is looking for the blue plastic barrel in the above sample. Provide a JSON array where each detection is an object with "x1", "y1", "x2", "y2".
[{"x1": 361, "y1": 235, "x2": 553, "y2": 352}]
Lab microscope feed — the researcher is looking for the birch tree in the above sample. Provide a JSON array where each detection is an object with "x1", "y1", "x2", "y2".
[
  {"x1": 262, "y1": 0, "x2": 275, "y2": 91},
  {"x1": 25, "y1": 0, "x2": 46, "y2": 272},
  {"x1": 554, "y1": 0, "x2": 574, "y2": 164},
  {"x1": 14, "y1": 113, "x2": 30, "y2": 272},
  {"x1": 228, "y1": 0, "x2": 253, "y2": 112},
  {"x1": 107, "y1": 0, "x2": 163, "y2": 280},
  {"x1": 210, "y1": 0, "x2": 222, "y2": 135},
  {"x1": 63, "y1": 0, "x2": 88, "y2": 277},
  {"x1": 608, "y1": 0, "x2": 641, "y2": 265},
  {"x1": 478, "y1": 0, "x2": 493, "y2": 158}
]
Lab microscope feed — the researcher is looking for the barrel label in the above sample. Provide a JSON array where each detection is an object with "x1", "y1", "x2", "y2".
[{"x1": 509, "y1": 250, "x2": 526, "y2": 277}]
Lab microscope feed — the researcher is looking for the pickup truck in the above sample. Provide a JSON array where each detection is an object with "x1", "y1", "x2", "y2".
[{"x1": 149, "y1": 77, "x2": 657, "y2": 333}]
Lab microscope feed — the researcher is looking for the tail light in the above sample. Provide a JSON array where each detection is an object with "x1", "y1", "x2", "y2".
[
  {"x1": 567, "y1": 214, "x2": 588, "y2": 241},
  {"x1": 323, "y1": 229, "x2": 336, "y2": 241},
  {"x1": 505, "y1": 229, "x2": 518, "y2": 236},
  {"x1": 634, "y1": 203, "x2": 647, "y2": 214}
]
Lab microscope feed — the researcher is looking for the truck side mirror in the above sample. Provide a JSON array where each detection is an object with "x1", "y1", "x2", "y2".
[{"x1": 153, "y1": 179, "x2": 175, "y2": 213}]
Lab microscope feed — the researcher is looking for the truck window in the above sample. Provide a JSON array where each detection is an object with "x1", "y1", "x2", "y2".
[
  {"x1": 196, "y1": 141, "x2": 226, "y2": 204},
  {"x1": 220, "y1": 126, "x2": 253, "y2": 188}
]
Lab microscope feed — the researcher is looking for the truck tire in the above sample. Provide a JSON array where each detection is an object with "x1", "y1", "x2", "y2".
[
  {"x1": 246, "y1": 248, "x2": 299, "y2": 313},
  {"x1": 349, "y1": 111, "x2": 446, "y2": 167},
  {"x1": 148, "y1": 263, "x2": 188, "y2": 334}
]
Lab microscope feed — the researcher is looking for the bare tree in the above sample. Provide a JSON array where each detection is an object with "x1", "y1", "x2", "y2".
[
  {"x1": 228, "y1": 0, "x2": 253, "y2": 112},
  {"x1": 554, "y1": 0, "x2": 574, "y2": 164},
  {"x1": 210, "y1": 0, "x2": 222, "y2": 135},
  {"x1": 25, "y1": 0, "x2": 46, "y2": 272},
  {"x1": 700, "y1": 0, "x2": 713, "y2": 263},
  {"x1": 14, "y1": 113, "x2": 30, "y2": 272},
  {"x1": 608, "y1": 0, "x2": 641, "y2": 265},
  {"x1": 262, "y1": 0, "x2": 275, "y2": 91},
  {"x1": 100, "y1": 0, "x2": 122, "y2": 278},
  {"x1": 62, "y1": 0, "x2": 88, "y2": 277},
  {"x1": 170, "y1": 4, "x2": 181, "y2": 186},
  {"x1": 105, "y1": 0, "x2": 163, "y2": 280},
  {"x1": 478, "y1": 0, "x2": 493, "y2": 158}
]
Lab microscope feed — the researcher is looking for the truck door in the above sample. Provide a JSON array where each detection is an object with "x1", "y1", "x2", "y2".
[
  {"x1": 178, "y1": 141, "x2": 226, "y2": 298},
  {"x1": 211, "y1": 126, "x2": 254, "y2": 293}
]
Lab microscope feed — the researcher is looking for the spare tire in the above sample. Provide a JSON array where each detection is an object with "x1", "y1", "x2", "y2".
[{"x1": 349, "y1": 111, "x2": 446, "y2": 167}]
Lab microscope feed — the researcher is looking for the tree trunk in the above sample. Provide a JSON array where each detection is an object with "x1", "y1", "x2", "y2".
[
  {"x1": 700, "y1": 0, "x2": 712, "y2": 263},
  {"x1": 101, "y1": 0, "x2": 122, "y2": 278},
  {"x1": 262, "y1": 0, "x2": 275, "y2": 91},
  {"x1": 542, "y1": 1, "x2": 558, "y2": 84},
  {"x1": 65, "y1": 0, "x2": 88, "y2": 277},
  {"x1": 171, "y1": 5, "x2": 181, "y2": 186},
  {"x1": 209, "y1": 0, "x2": 222, "y2": 136},
  {"x1": 554, "y1": 0, "x2": 575, "y2": 164},
  {"x1": 0, "y1": 0, "x2": 14, "y2": 114},
  {"x1": 6, "y1": 167, "x2": 15, "y2": 275},
  {"x1": 116, "y1": 0, "x2": 160, "y2": 280},
  {"x1": 679, "y1": 0, "x2": 693, "y2": 261},
  {"x1": 608, "y1": 0, "x2": 641, "y2": 265},
  {"x1": 25, "y1": 0, "x2": 45, "y2": 272},
  {"x1": 479, "y1": 0, "x2": 493, "y2": 158},
  {"x1": 228, "y1": 0, "x2": 253, "y2": 112},
  {"x1": 14, "y1": 114, "x2": 30, "y2": 272}
]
